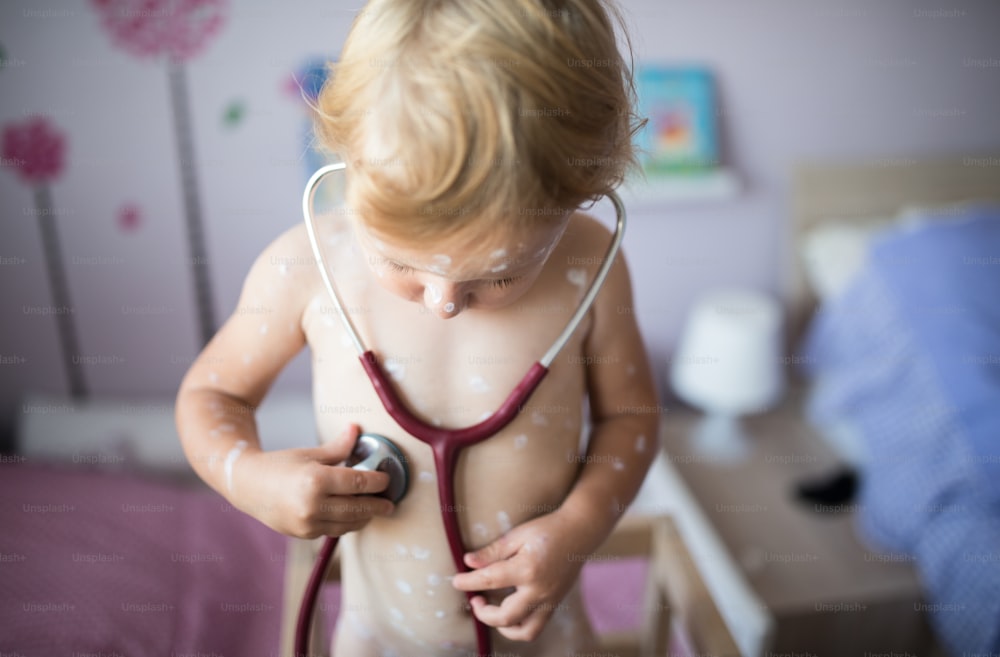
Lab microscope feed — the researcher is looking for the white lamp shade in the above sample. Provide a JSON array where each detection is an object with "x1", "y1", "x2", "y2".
[{"x1": 670, "y1": 288, "x2": 785, "y2": 415}]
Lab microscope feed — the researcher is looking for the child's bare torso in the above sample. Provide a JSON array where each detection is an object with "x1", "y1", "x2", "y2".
[{"x1": 293, "y1": 214, "x2": 605, "y2": 656}]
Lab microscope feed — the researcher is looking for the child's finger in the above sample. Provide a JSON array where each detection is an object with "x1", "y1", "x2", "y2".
[
  {"x1": 451, "y1": 559, "x2": 518, "y2": 593},
  {"x1": 469, "y1": 589, "x2": 534, "y2": 630},
  {"x1": 463, "y1": 532, "x2": 518, "y2": 568}
]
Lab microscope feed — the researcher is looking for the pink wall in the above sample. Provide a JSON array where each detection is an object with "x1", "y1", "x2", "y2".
[{"x1": 1, "y1": 0, "x2": 999, "y2": 437}]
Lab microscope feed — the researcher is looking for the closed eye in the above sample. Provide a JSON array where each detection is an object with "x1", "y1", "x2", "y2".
[
  {"x1": 387, "y1": 261, "x2": 412, "y2": 274},
  {"x1": 490, "y1": 276, "x2": 520, "y2": 289}
]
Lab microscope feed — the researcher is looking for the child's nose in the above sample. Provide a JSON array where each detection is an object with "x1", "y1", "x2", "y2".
[{"x1": 422, "y1": 278, "x2": 467, "y2": 319}]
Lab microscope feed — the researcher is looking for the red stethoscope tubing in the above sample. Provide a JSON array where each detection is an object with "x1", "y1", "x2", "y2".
[{"x1": 295, "y1": 355, "x2": 549, "y2": 657}]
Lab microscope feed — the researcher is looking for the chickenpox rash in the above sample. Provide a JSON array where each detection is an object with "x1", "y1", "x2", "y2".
[
  {"x1": 223, "y1": 440, "x2": 248, "y2": 493},
  {"x1": 566, "y1": 267, "x2": 587, "y2": 288},
  {"x1": 426, "y1": 283, "x2": 443, "y2": 305},
  {"x1": 385, "y1": 357, "x2": 405, "y2": 382},
  {"x1": 469, "y1": 375, "x2": 490, "y2": 393}
]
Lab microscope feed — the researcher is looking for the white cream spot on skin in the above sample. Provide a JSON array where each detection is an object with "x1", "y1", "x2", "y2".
[
  {"x1": 385, "y1": 357, "x2": 405, "y2": 382},
  {"x1": 209, "y1": 429, "x2": 220, "y2": 439},
  {"x1": 425, "y1": 283, "x2": 443, "y2": 306},
  {"x1": 435, "y1": 610, "x2": 446, "y2": 619},
  {"x1": 223, "y1": 440, "x2": 248, "y2": 493},
  {"x1": 443, "y1": 302, "x2": 456, "y2": 313},
  {"x1": 432, "y1": 254, "x2": 452, "y2": 267},
  {"x1": 278, "y1": 263, "x2": 288, "y2": 276},
  {"x1": 373, "y1": 238, "x2": 388, "y2": 253},
  {"x1": 532, "y1": 412, "x2": 548, "y2": 426},
  {"x1": 626, "y1": 363, "x2": 637, "y2": 377},
  {"x1": 636, "y1": 434, "x2": 647, "y2": 453},
  {"x1": 394, "y1": 543, "x2": 408, "y2": 556},
  {"x1": 396, "y1": 579, "x2": 412, "y2": 595},
  {"x1": 426, "y1": 589, "x2": 435, "y2": 597},
  {"x1": 490, "y1": 262, "x2": 508, "y2": 273},
  {"x1": 427, "y1": 573, "x2": 442, "y2": 586},
  {"x1": 390, "y1": 607, "x2": 404, "y2": 622},
  {"x1": 346, "y1": 610, "x2": 373, "y2": 639},
  {"x1": 613, "y1": 459, "x2": 625, "y2": 471},
  {"x1": 513, "y1": 434, "x2": 528, "y2": 450},
  {"x1": 208, "y1": 371, "x2": 219, "y2": 385},
  {"x1": 242, "y1": 353, "x2": 252, "y2": 366},
  {"x1": 469, "y1": 375, "x2": 490, "y2": 393},
  {"x1": 340, "y1": 333, "x2": 353, "y2": 348},
  {"x1": 478, "y1": 411, "x2": 491, "y2": 422},
  {"x1": 497, "y1": 511, "x2": 512, "y2": 534},
  {"x1": 411, "y1": 546, "x2": 430, "y2": 560},
  {"x1": 473, "y1": 523, "x2": 489, "y2": 539},
  {"x1": 566, "y1": 267, "x2": 587, "y2": 288},
  {"x1": 419, "y1": 470, "x2": 435, "y2": 483},
  {"x1": 217, "y1": 423, "x2": 235, "y2": 433},
  {"x1": 489, "y1": 248, "x2": 507, "y2": 259}
]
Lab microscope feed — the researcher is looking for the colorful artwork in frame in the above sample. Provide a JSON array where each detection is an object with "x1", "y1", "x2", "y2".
[{"x1": 636, "y1": 67, "x2": 720, "y2": 174}]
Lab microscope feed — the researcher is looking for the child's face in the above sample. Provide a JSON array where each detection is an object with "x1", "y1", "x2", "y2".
[{"x1": 354, "y1": 220, "x2": 569, "y2": 319}]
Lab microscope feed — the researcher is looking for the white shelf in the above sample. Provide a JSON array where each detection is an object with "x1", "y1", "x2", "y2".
[{"x1": 621, "y1": 168, "x2": 741, "y2": 207}]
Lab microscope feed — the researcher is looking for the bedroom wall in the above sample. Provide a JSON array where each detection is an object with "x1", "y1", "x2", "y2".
[{"x1": 1, "y1": 0, "x2": 999, "y2": 443}]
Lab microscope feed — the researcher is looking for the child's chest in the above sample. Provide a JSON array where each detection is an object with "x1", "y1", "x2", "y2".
[{"x1": 301, "y1": 257, "x2": 593, "y2": 548}]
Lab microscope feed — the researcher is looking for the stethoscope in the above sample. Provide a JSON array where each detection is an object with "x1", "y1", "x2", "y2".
[{"x1": 295, "y1": 162, "x2": 626, "y2": 657}]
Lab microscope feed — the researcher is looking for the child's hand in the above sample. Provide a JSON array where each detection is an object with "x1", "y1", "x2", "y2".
[
  {"x1": 235, "y1": 424, "x2": 396, "y2": 539},
  {"x1": 450, "y1": 508, "x2": 596, "y2": 641}
]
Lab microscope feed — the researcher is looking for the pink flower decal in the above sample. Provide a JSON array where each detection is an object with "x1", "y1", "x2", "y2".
[
  {"x1": 90, "y1": 0, "x2": 227, "y2": 62},
  {"x1": 2, "y1": 116, "x2": 66, "y2": 185},
  {"x1": 118, "y1": 203, "x2": 142, "y2": 232}
]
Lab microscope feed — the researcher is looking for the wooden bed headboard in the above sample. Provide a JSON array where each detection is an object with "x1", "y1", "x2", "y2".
[{"x1": 786, "y1": 154, "x2": 1000, "y2": 356}]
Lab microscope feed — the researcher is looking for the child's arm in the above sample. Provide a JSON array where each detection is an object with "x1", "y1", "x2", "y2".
[
  {"x1": 175, "y1": 226, "x2": 394, "y2": 539},
  {"x1": 452, "y1": 240, "x2": 659, "y2": 640}
]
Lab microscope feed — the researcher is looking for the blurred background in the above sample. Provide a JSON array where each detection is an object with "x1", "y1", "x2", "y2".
[{"x1": 1, "y1": 1, "x2": 998, "y2": 656}]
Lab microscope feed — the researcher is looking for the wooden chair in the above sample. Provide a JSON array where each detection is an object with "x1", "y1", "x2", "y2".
[{"x1": 280, "y1": 515, "x2": 740, "y2": 657}]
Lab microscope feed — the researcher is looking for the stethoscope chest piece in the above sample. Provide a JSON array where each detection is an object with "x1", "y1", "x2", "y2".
[{"x1": 344, "y1": 433, "x2": 409, "y2": 504}]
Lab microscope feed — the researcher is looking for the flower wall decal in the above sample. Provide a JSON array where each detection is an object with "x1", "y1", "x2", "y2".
[
  {"x1": 2, "y1": 117, "x2": 86, "y2": 398},
  {"x1": 90, "y1": 0, "x2": 229, "y2": 347}
]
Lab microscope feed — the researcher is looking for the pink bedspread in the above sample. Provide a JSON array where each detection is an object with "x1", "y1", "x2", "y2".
[
  {"x1": 0, "y1": 461, "x2": 286, "y2": 655},
  {"x1": 0, "y1": 461, "x2": 648, "y2": 655}
]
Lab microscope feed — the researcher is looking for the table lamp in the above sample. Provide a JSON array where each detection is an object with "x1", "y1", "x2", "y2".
[{"x1": 669, "y1": 288, "x2": 785, "y2": 462}]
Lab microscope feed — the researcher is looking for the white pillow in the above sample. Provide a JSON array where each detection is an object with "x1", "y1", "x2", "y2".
[{"x1": 799, "y1": 219, "x2": 890, "y2": 304}]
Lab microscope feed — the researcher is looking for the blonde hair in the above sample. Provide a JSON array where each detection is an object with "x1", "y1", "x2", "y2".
[{"x1": 312, "y1": 0, "x2": 644, "y2": 245}]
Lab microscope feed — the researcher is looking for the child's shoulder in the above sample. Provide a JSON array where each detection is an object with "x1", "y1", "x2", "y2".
[
  {"x1": 238, "y1": 220, "x2": 331, "y2": 315},
  {"x1": 555, "y1": 210, "x2": 621, "y2": 263}
]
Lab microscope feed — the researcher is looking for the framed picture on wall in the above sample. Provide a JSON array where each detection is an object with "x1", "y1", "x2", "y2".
[{"x1": 636, "y1": 67, "x2": 720, "y2": 174}]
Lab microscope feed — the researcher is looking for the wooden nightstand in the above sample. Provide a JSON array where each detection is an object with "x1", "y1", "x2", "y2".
[{"x1": 634, "y1": 384, "x2": 948, "y2": 657}]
